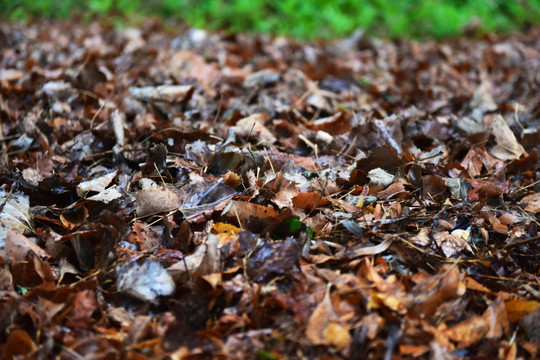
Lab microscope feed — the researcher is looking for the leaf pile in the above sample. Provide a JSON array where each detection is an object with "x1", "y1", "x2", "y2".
[{"x1": 0, "y1": 20, "x2": 540, "y2": 359}]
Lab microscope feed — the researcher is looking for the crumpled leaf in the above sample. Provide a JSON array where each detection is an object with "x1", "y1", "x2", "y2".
[
  {"x1": 77, "y1": 170, "x2": 117, "y2": 197},
  {"x1": 86, "y1": 187, "x2": 123, "y2": 204},
  {"x1": 170, "y1": 50, "x2": 221, "y2": 95},
  {"x1": 0, "y1": 190, "x2": 33, "y2": 235},
  {"x1": 368, "y1": 168, "x2": 395, "y2": 187},
  {"x1": 306, "y1": 290, "x2": 352, "y2": 355},
  {"x1": 2, "y1": 329, "x2": 37, "y2": 359},
  {"x1": 433, "y1": 231, "x2": 473, "y2": 258},
  {"x1": 505, "y1": 299, "x2": 540, "y2": 322},
  {"x1": 483, "y1": 297, "x2": 510, "y2": 339},
  {"x1": 409, "y1": 264, "x2": 464, "y2": 318},
  {"x1": 231, "y1": 113, "x2": 276, "y2": 146},
  {"x1": 306, "y1": 291, "x2": 337, "y2": 345},
  {"x1": 116, "y1": 259, "x2": 175, "y2": 303},
  {"x1": 519, "y1": 192, "x2": 540, "y2": 213},
  {"x1": 246, "y1": 237, "x2": 301, "y2": 282},
  {"x1": 443, "y1": 315, "x2": 489, "y2": 347},
  {"x1": 129, "y1": 84, "x2": 194, "y2": 103},
  {"x1": 519, "y1": 306, "x2": 540, "y2": 342},
  {"x1": 489, "y1": 115, "x2": 525, "y2": 160},
  {"x1": 167, "y1": 232, "x2": 220, "y2": 282},
  {"x1": 167, "y1": 241, "x2": 206, "y2": 282},
  {"x1": 444, "y1": 177, "x2": 472, "y2": 200},
  {"x1": 4, "y1": 229, "x2": 50, "y2": 261},
  {"x1": 136, "y1": 181, "x2": 180, "y2": 218},
  {"x1": 179, "y1": 179, "x2": 236, "y2": 221}
]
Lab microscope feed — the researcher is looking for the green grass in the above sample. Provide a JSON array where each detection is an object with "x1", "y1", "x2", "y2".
[{"x1": 2, "y1": 0, "x2": 540, "y2": 40}]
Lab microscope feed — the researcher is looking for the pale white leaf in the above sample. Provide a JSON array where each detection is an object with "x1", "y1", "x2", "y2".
[
  {"x1": 86, "y1": 187, "x2": 122, "y2": 204},
  {"x1": 77, "y1": 170, "x2": 117, "y2": 197},
  {"x1": 116, "y1": 260, "x2": 175, "y2": 303},
  {"x1": 368, "y1": 168, "x2": 394, "y2": 187},
  {"x1": 0, "y1": 190, "x2": 33, "y2": 235},
  {"x1": 489, "y1": 115, "x2": 525, "y2": 160}
]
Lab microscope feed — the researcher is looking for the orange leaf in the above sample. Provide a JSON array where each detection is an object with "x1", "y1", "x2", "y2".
[
  {"x1": 505, "y1": 299, "x2": 540, "y2": 322},
  {"x1": 444, "y1": 315, "x2": 489, "y2": 347},
  {"x1": 213, "y1": 222, "x2": 241, "y2": 235},
  {"x1": 292, "y1": 192, "x2": 329, "y2": 211},
  {"x1": 323, "y1": 322, "x2": 351, "y2": 353}
]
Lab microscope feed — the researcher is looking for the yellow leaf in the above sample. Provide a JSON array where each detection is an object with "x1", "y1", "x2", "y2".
[{"x1": 323, "y1": 322, "x2": 351, "y2": 353}]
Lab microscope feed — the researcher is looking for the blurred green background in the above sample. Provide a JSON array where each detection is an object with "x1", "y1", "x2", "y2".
[{"x1": 2, "y1": 0, "x2": 540, "y2": 39}]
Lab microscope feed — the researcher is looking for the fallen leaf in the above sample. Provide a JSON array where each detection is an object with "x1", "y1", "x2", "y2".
[
  {"x1": 129, "y1": 84, "x2": 194, "y2": 103},
  {"x1": 489, "y1": 115, "x2": 525, "y2": 160},
  {"x1": 77, "y1": 170, "x2": 117, "y2": 197},
  {"x1": 0, "y1": 190, "x2": 33, "y2": 235},
  {"x1": 86, "y1": 186, "x2": 123, "y2": 203},
  {"x1": 306, "y1": 291, "x2": 337, "y2": 346},
  {"x1": 116, "y1": 259, "x2": 175, "y2": 303},
  {"x1": 482, "y1": 297, "x2": 510, "y2": 338},
  {"x1": 323, "y1": 322, "x2": 351, "y2": 354},
  {"x1": 519, "y1": 306, "x2": 540, "y2": 342},
  {"x1": 4, "y1": 229, "x2": 49, "y2": 261},
  {"x1": 368, "y1": 168, "x2": 395, "y2": 187},
  {"x1": 505, "y1": 299, "x2": 540, "y2": 322},
  {"x1": 136, "y1": 182, "x2": 180, "y2": 218},
  {"x1": 444, "y1": 315, "x2": 490, "y2": 347},
  {"x1": 519, "y1": 192, "x2": 540, "y2": 213},
  {"x1": 231, "y1": 113, "x2": 276, "y2": 146}
]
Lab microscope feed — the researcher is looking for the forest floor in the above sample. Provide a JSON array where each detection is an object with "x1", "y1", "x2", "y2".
[{"x1": 0, "y1": 19, "x2": 540, "y2": 359}]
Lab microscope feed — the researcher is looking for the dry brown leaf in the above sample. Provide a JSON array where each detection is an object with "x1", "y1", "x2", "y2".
[
  {"x1": 519, "y1": 192, "x2": 540, "y2": 213},
  {"x1": 135, "y1": 183, "x2": 180, "y2": 218},
  {"x1": 170, "y1": 50, "x2": 221, "y2": 95},
  {"x1": 167, "y1": 242, "x2": 207, "y2": 282},
  {"x1": 489, "y1": 115, "x2": 525, "y2": 160},
  {"x1": 231, "y1": 113, "x2": 276, "y2": 146},
  {"x1": 410, "y1": 264, "x2": 464, "y2": 318},
  {"x1": 306, "y1": 291, "x2": 337, "y2": 346},
  {"x1": 483, "y1": 297, "x2": 510, "y2": 338},
  {"x1": 433, "y1": 231, "x2": 472, "y2": 258},
  {"x1": 222, "y1": 200, "x2": 278, "y2": 224},
  {"x1": 444, "y1": 315, "x2": 490, "y2": 347},
  {"x1": 4, "y1": 229, "x2": 50, "y2": 261},
  {"x1": 292, "y1": 192, "x2": 330, "y2": 211}
]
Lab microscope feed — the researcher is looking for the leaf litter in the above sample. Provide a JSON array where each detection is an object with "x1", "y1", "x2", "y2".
[{"x1": 0, "y1": 19, "x2": 539, "y2": 359}]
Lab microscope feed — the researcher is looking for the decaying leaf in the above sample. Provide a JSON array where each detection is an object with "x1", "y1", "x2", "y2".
[
  {"x1": 136, "y1": 181, "x2": 180, "y2": 218},
  {"x1": 489, "y1": 115, "x2": 525, "y2": 160},
  {"x1": 129, "y1": 84, "x2": 194, "y2": 103},
  {"x1": 519, "y1": 306, "x2": 540, "y2": 342},
  {"x1": 86, "y1": 187, "x2": 123, "y2": 204},
  {"x1": 306, "y1": 291, "x2": 337, "y2": 345},
  {"x1": 368, "y1": 168, "x2": 395, "y2": 187},
  {"x1": 519, "y1": 192, "x2": 540, "y2": 213},
  {"x1": 0, "y1": 190, "x2": 33, "y2": 235},
  {"x1": 4, "y1": 229, "x2": 49, "y2": 261},
  {"x1": 179, "y1": 179, "x2": 236, "y2": 221},
  {"x1": 231, "y1": 114, "x2": 276, "y2": 146},
  {"x1": 444, "y1": 315, "x2": 490, "y2": 347},
  {"x1": 77, "y1": 170, "x2": 117, "y2": 197},
  {"x1": 444, "y1": 177, "x2": 472, "y2": 200},
  {"x1": 246, "y1": 237, "x2": 301, "y2": 282},
  {"x1": 116, "y1": 259, "x2": 175, "y2": 303}
]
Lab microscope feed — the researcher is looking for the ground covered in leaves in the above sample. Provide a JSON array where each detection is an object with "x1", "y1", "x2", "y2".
[{"x1": 1, "y1": 19, "x2": 540, "y2": 359}]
